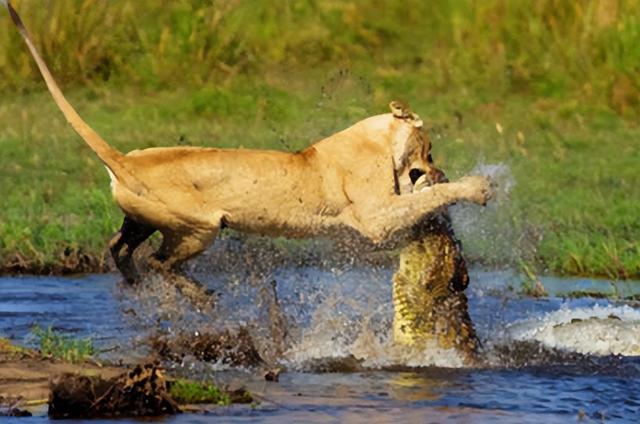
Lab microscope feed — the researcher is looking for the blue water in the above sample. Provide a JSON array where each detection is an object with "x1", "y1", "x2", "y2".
[{"x1": 1, "y1": 269, "x2": 639, "y2": 423}]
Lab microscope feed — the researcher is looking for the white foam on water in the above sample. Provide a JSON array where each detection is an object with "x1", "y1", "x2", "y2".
[
  {"x1": 285, "y1": 330, "x2": 466, "y2": 369},
  {"x1": 348, "y1": 326, "x2": 466, "y2": 368},
  {"x1": 505, "y1": 304, "x2": 640, "y2": 356}
]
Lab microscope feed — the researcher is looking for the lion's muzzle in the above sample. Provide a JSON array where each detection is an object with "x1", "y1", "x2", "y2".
[{"x1": 411, "y1": 166, "x2": 448, "y2": 191}]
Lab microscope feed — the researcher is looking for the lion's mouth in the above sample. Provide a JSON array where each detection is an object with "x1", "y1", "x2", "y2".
[
  {"x1": 411, "y1": 167, "x2": 448, "y2": 192},
  {"x1": 409, "y1": 168, "x2": 426, "y2": 185}
]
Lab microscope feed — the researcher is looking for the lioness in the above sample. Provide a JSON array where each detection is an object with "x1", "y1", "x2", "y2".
[{"x1": 3, "y1": 1, "x2": 492, "y2": 283}]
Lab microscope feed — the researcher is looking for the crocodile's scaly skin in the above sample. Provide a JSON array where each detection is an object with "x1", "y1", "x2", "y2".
[{"x1": 392, "y1": 214, "x2": 479, "y2": 362}]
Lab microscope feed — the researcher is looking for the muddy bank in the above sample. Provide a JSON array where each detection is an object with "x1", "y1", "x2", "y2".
[
  {"x1": 0, "y1": 338, "x2": 254, "y2": 418},
  {"x1": 0, "y1": 235, "x2": 398, "y2": 277},
  {"x1": 0, "y1": 358, "x2": 180, "y2": 418},
  {"x1": 0, "y1": 248, "x2": 111, "y2": 276},
  {"x1": 48, "y1": 363, "x2": 181, "y2": 419},
  {"x1": 0, "y1": 359, "x2": 122, "y2": 406},
  {"x1": 0, "y1": 339, "x2": 122, "y2": 406}
]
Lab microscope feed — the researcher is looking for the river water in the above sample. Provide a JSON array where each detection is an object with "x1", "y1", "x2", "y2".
[{"x1": 1, "y1": 264, "x2": 639, "y2": 423}]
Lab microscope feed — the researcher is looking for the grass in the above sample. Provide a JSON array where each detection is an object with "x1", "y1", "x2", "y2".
[
  {"x1": 168, "y1": 379, "x2": 231, "y2": 405},
  {"x1": 0, "y1": 0, "x2": 638, "y2": 279},
  {"x1": 1, "y1": 0, "x2": 639, "y2": 114},
  {"x1": 0, "y1": 337, "x2": 31, "y2": 358},
  {"x1": 30, "y1": 325, "x2": 94, "y2": 363}
]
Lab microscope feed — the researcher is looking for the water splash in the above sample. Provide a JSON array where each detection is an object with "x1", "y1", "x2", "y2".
[
  {"x1": 504, "y1": 304, "x2": 640, "y2": 356},
  {"x1": 112, "y1": 198, "x2": 639, "y2": 372},
  {"x1": 115, "y1": 246, "x2": 640, "y2": 373},
  {"x1": 117, "y1": 256, "x2": 474, "y2": 370},
  {"x1": 283, "y1": 291, "x2": 467, "y2": 370},
  {"x1": 449, "y1": 163, "x2": 529, "y2": 267}
]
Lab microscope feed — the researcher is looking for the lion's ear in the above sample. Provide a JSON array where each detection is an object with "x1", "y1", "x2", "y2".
[
  {"x1": 389, "y1": 100, "x2": 411, "y2": 118},
  {"x1": 389, "y1": 101, "x2": 423, "y2": 128}
]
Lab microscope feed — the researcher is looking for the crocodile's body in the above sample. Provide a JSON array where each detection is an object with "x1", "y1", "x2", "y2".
[{"x1": 392, "y1": 213, "x2": 479, "y2": 362}]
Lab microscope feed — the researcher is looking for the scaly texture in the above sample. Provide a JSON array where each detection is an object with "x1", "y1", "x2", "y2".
[{"x1": 392, "y1": 214, "x2": 479, "y2": 362}]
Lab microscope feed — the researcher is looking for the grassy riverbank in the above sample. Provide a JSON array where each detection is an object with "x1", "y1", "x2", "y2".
[{"x1": 0, "y1": 0, "x2": 638, "y2": 278}]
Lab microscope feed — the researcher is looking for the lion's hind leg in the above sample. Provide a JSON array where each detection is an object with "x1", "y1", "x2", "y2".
[
  {"x1": 148, "y1": 211, "x2": 229, "y2": 310},
  {"x1": 109, "y1": 216, "x2": 156, "y2": 284}
]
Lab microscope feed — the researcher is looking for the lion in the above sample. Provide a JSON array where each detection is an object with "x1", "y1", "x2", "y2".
[{"x1": 3, "y1": 1, "x2": 492, "y2": 286}]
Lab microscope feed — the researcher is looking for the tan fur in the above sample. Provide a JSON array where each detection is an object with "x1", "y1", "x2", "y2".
[
  {"x1": 3, "y1": 2, "x2": 492, "y2": 282},
  {"x1": 121, "y1": 117, "x2": 488, "y2": 252}
]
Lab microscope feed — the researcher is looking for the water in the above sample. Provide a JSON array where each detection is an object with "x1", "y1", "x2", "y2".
[{"x1": 1, "y1": 267, "x2": 639, "y2": 423}]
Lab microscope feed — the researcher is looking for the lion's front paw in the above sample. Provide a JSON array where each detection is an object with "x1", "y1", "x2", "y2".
[{"x1": 457, "y1": 175, "x2": 494, "y2": 206}]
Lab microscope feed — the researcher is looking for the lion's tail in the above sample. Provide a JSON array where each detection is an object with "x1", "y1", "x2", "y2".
[{"x1": 2, "y1": 1, "x2": 135, "y2": 186}]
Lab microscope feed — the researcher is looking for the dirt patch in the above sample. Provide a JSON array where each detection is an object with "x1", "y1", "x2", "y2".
[
  {"x1": 0, "y1": 339, "x2": 175, "y2": 418},
  {"x1": 0, "y1": 338, "x2": 121, "y2": 404},
  {"x1": 0, "y1": 359, "x2": 123, "y2": 405}
]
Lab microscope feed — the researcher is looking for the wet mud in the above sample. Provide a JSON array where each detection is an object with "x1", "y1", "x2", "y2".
[{"x1": 149, "y1": 329, "x2": 263, "y2": 367}]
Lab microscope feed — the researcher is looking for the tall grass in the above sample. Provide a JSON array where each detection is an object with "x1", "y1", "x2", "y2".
[{"x1": 1, "y1": 0, "x2": 638, "y2": 113}]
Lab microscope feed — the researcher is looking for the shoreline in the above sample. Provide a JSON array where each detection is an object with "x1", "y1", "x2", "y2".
[
  {"x1": 0, "y1": 250, "x2": 112, "y2": 276},
  {"x1": 0, "y1": 339, "x2": 253, "y2": 418},
  {"x1": 1, "y1": 249, "x2": 638, "y2": 281}
]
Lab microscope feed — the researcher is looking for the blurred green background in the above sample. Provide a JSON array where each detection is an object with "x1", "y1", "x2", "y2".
[{"x1": 0, "y1": 0, "x2": 638, "y2": 278}]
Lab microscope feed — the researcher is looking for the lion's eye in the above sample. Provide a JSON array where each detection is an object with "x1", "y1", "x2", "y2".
[{"x1": 427, "y1": 154, "x2": 433, "y2": 163}]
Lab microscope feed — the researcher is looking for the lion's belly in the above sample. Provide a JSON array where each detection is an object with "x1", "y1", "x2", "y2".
[{"x1": 224, "y1": 201, "x2": 326, "y2": 238}]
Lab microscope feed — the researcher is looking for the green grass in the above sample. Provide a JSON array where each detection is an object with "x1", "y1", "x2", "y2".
[
  {"x1": 1, "y1": 0, "x2": 639, "y2": 115},
  {"x1": 0, "y1": 0, "x2": 638, "y2": 279},
  {"x1": 30, "y1": 325, "x2": 94, "y2": 363},
  {"x1": 0, "y1": 337, "x2": 30, "y2": 357},
  {"x1": 168, "y1": 379, "x2": 231, "y2": 405}
]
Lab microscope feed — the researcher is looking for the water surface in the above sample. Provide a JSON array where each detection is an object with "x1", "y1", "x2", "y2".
[{"x1": 1, "y1": 267, "x2": 639, "y2": 423}]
